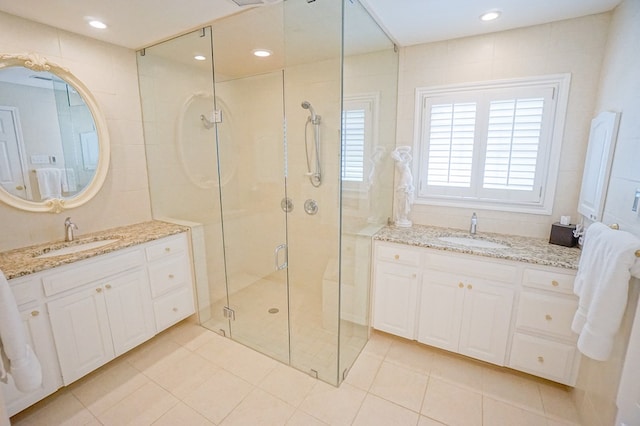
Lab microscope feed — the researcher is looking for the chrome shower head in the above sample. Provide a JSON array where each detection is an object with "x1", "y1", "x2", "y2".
[{"x1": 301, "y1": 100, "x2": 317, "y2": 123}]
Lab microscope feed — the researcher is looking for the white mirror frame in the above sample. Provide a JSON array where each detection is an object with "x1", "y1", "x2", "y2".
[{"x1": 0, "y1": 53, "x2": 110, "y2": 213}]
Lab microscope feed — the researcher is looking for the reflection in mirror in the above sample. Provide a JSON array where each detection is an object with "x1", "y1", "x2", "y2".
[{"x1": 0, "y1": 54, "x2": 109, "y2": 213}]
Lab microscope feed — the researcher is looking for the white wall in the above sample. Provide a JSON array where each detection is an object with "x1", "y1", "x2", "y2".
[
  {"x1": 396, "y1": 13, "x2": 611, "y2": 238},
  {"x1": 572, "y1": 1, "x2": 640, "y2": 425},
  {"x1": 0, "y1": 11, "x2": 151, "y2": 251}
]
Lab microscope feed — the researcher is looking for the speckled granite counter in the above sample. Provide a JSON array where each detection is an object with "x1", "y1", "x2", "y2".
[
  {"x1": 374, "y1": 224, "x2": 581, "y2": 270},
  {"x1": 0, "y1": 220, "x2": 189, "y2": 280}
]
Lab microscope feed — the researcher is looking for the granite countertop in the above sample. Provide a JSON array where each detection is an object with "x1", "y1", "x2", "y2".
[
  {"x1": 374, "y1": 224, "x2": 581, "y2": 270},
  {"x1": 0, "y1": 220, "x2": 189, "y2": 280}
]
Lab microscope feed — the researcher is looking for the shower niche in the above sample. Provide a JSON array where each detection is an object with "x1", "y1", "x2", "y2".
[{"x1": 138, "y1": 0, "x2": 398, "y2": 385}]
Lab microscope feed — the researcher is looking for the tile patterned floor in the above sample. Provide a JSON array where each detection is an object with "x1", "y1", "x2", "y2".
[{"x1": 10, "y1": 319, "x2": 583, "y2": 425}]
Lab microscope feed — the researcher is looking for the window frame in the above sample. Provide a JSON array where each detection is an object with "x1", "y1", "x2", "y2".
[
  {"x1": 413, "y1": 74, "x2": 571, "y2": 215},
  {"x1": 341, "y1": 92, "x2": 380, "y2": 194}
]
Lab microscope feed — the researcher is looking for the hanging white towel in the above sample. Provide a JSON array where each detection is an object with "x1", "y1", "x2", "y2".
[
  {"x1": 34, "y1": 168, "x2": 62, "y2": 200},
  {"x1": 61, "y1": 168, "x2": 78, "y2": 193},
  {"x1": 572, "y1": 222, "x2": 640, "y2": 361},
  {"x1": 0, "y1": 270, "x2": 42, "y2": 392}
]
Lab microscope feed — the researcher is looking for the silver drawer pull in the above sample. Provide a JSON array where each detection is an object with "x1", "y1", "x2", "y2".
[
  {"x1": 551, "y1": 280, "x2": 559, "y2": 287},
  {"x1": 545, "y1": 314, "x2": 552, "y2": 321},
  {"x1": 31, "y1": 310, "x2": 40, "y2": 317},
  {"x1": 96, "y1": 287, "x2": 103, "y2": 293},
  {"x1": 458, "y1": 282, "x2": 464, "y2": 288},
  {"x1": 165, "y1": 247, "x2": 171, "y2": 253},
  {"x1": 168, "y1": 274, "x2": 175, "y2": 279},
  {"x1": 105, "y1": 284, "x2": 112, "y2": 289},
  {"x1": 172, "y1": 307, "x2": 178, "y2": 312},
  {"x1": 537, "y1": 356, "x2": 544, "y2": 363},
  {"x1": 394, "y1": 254, "x2": 400, "y2": 260}
]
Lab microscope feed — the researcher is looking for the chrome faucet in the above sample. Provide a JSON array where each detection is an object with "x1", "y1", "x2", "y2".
[
  {"x1": 64, "y1": 217, "x2": 78, "y2": 242},
  {"x1": 470, "y1": 212, "x2": 477, "y2": 235}
]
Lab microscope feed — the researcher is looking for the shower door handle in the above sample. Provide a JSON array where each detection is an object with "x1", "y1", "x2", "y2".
[{"x1": 274, "y1": 243, "x2": 288, "y2": 271}]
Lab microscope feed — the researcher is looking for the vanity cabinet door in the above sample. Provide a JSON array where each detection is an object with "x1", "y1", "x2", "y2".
[
  {"x1": 372, "y1": 262, "x2": 419, "y2": 339},
  {"x1": 103, "y1": 269, "x2": 155, "y2": 355},
  {"x1": 1, "y1": 304, "x2": 62, "y2": 417},
  {"x1": 48, "y1": 286, "x2": 114, "y2": 385},
  {"x1": 458, "y1": 280, "x2": 514, "y2": 365},
  {"x1": 417, "y1": 270, "x2": 465, "y2": 352}
]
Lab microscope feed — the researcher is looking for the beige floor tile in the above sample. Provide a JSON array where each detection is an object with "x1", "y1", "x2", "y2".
[
  {"x1": 97, "y1": 381, "x2": 178, "y2": 426},
  {"x1": 259, "y1": 363, "x2": 318, "y2": 407},
  {"x1": 483, "y1": 368, "x2": 544, "y2": 413},
  {"x1": 344, "y1": 352, "x2": 383, "y2": 391},
  {"x1": 11, "y1": 390, "x2": 96, "y2": 426},
  {"x1": 369, "y1": 361, "x2": 429, "y2": 412},
  {"x1": 429, "y1": 351, "x2": 485, "y2": 392},
  {"x1": 152, "y1": 402, "x2": 214, "y2": 426},
  {"x1": 148, "y1": 352, "x2": 220, "y2": 399},
  {"x1": 164, "y1": 318, "x2": 217, "y2": 351},
  {"x1": 483, "y1": 396, "x2": 550, "y2": 426},
  {"x1": 539, "y1": 382, "x2": 581, "y2": 424},
  {"x1": 286, "y1": 410, "x2": 328, "y2": 426},
  {"x1": 182, "y1": 369, "x2": 253, "y2": 424},
  {"x1": 352, "y1": 394, "x2": 420, "y2": 426},
  {"x1": 220, "y1": 388, "x2": 296, "y2": 425},
  {"x1": 385, "y1": 339, "x2": 435, "y2": 374},
  {"x1": 421, "y1": 377, "x2": 482, "y2": 426},
  {"x1": 70, "y1": 360, "x2": 149, "y2": 416},
  {"x1": 299, "y1": 381, "x2": 366, "y2": 425},
  {"x1": 418, "y1": 415, "x2": 447, "y2": 425},
  {"x1": 124, "y1": 334, "x2": 186, "y2": 374},
  {"x1": 362, "y1": 331, "x2": 395, "y2": 358}
]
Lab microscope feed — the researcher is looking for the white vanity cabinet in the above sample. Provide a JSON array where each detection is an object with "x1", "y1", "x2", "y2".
[
  {"x1": 1, "y1": 231, "x2": 196, "y2": 416},
  {"x1": 509, "y1": 266, "x2": 580, "y2": 385},
  {"x1": 372, "y1": 244, "x2": 420, "y2": 339},
  {"x1": 418, "y1": 251, "x2": 516, "y2": 366},
  {"x1": 2, "y1": 276, "x2": 61, "y2": 417},
  {"x1": 371, "y1": 240, "x2": 580, "y2": 385},
  {"x1": 47, "y1": 267, "x2": 154, "y2": 385}
]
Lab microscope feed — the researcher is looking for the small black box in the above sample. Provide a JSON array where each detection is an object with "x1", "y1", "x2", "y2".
[{"x1": 549, "y1": 222, "x2": 578, "y2": 247}]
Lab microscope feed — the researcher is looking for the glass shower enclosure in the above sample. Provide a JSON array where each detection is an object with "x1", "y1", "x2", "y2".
[{"x1": 137, "y1": 0, "x2": 398, "y2": 385}]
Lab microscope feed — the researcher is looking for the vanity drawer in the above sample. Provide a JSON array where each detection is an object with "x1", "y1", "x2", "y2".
[
  {"x1": 522, "y1": 268, "x2": 576, "y2": 294},
  {"x1": 375, "y1": 243, "x2": 420, "y2": 266},
  {"x1": 148, "y1": 255, "x2": 189, "y2": 298},
  {"x1": 9, "y1": 276, "x2": 44, "y2": 307},
  {"x1": 515, "y1": 291, "x2": 578, "y2": 339},
  {"x1": 153, "y1": 287, "x2": 194, "y2": 332},
  {"x1": 509, "y1": 333, "x2": 577, "y2": 384},
  {"x1": 42, "y1": 250, "x2": 144, "y2": 297},
  {"x1": 145, "y1": 234, "x2": 187, "y2": 262}
]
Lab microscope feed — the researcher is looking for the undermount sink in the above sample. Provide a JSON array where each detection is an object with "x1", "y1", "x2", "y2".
[
  {"x1": 438, "y1": 236, "x2": 509, "y2": 249},
  {"x1": 34, "y1": 239, "x2": 120, "y2": 259}
]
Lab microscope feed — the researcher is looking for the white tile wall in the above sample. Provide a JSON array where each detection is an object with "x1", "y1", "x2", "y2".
[
  {"x1": 395, "y1": 13, "x2": 611, "y2": 238},
  {"x1": 0, "y1": 11, "x2": 152, "y2": 251}
]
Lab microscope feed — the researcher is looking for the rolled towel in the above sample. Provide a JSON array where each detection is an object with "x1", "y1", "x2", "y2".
[{"x1": 0, "y1": 270, "x2": 42, "y2": 392}]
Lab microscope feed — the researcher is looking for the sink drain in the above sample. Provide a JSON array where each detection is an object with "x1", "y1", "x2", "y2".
[{"x1": 268, "y1": 308, "x2": 279, "y2": 314}]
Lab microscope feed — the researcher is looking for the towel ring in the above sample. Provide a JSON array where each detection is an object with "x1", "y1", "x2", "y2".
[{"x1": 609, "y1": 224, "x2": 640, "y2": 257}]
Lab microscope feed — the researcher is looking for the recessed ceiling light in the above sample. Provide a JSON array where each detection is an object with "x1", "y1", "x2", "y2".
[
  {"x1": 480, "y1": 10, "x2": 501, "y2": 22},
  {"x1": 253, "y1": 49, "x2": 272, "y2": 58},
  {"x1": 194, "y1": 55, "x2": 206, "y2": 61},
  {"x1": 88, "y1": 20, "x2": 108, "y2": 29}
]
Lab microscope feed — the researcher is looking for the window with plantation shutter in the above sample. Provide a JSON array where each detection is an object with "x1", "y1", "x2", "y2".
[
  {"x1": 341, "y1": 94, "x2": 378, "y2": 191},
  {"x1": 342, "y1": 108, "x2": 366, "y2": 182},
  {"x1": 415, "y1": 75, "x2": 570, "y2": 214}
]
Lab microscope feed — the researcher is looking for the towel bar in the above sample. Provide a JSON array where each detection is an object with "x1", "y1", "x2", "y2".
[{"x1": 609, "y1": 224, "x2": 640, "y2": 257}]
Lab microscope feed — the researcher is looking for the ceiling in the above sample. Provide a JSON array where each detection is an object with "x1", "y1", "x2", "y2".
[{"x1": 0, "y1": 0, "x2": 622, "y2": 50}]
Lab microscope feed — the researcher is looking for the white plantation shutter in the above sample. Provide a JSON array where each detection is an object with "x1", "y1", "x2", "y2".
[
  {"x1": 341, "y1": 108, "x2": 366, "y2": 182},
  {"x1": 415, "y1": 75, "x2": 568, "y2": 213},
  {"x1": 427, "y1": 102, "x2": 476, "y2": 188},
  {"x1": 483, "y1": 97, "x2": 544, "y2": 191}
]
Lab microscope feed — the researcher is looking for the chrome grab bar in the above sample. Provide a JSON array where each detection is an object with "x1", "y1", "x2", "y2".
[{"x1": 274, "y1": 243, "x2": 288, "y2": 270}]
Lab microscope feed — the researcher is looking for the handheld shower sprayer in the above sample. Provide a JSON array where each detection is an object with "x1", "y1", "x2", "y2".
[{"x1": 301, "y1": 101, "x2": 322, "y2": 187}]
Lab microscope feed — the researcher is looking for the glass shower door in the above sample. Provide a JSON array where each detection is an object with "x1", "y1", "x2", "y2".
[{"x1": 215, "y1": 71, "x2": 290, "y2": 363}]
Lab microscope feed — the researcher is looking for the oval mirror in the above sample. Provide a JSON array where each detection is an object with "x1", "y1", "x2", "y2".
[{"x1": 0, "y1": 53, "x2": 110, "y2": 213}]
